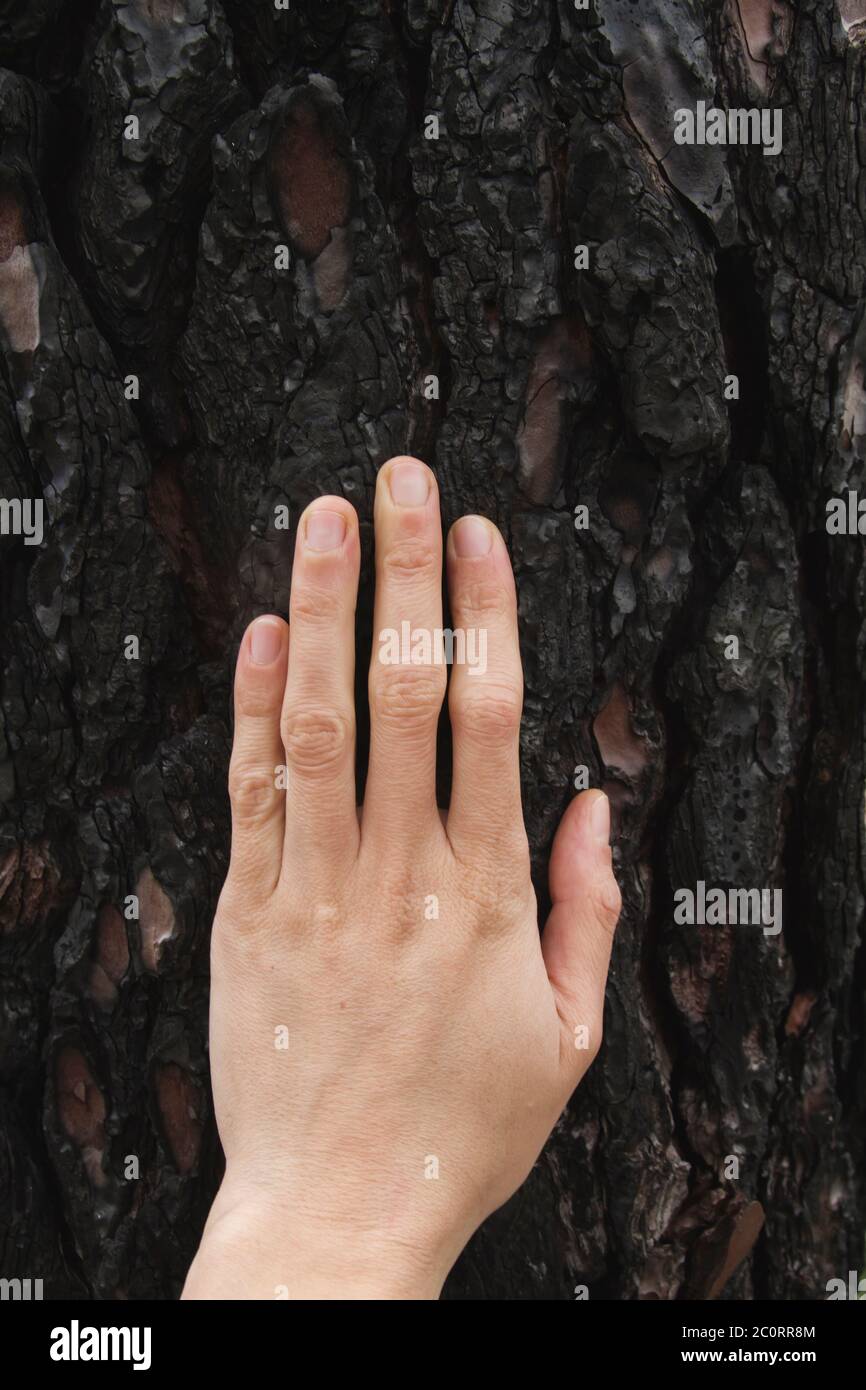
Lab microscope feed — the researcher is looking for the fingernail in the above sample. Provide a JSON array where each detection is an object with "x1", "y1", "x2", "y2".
[
  {"x1": 453, "y1": 516, "x2": 492, "y2": 558},
  {"x1": 249, "y1": 617, "x2": 284, "y2": 666},
  {"x1": 389, "y1": 461, "x2": 430, "y2": 507},
  {"x1": 590, "y1": 792, "x2": 610, "y2": 844},
  {"x1": 305, "y1": 509, "x2": 346, "y2": 552}
]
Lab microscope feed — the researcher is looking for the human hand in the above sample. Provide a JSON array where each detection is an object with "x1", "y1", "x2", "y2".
[{"x1": 182, "y1": 456, "x2": 621, "y2": 1300}]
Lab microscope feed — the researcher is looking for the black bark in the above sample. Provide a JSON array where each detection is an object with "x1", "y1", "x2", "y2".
[{"x1": 0, "y1": 0, "x2": 864, "y2": 1301}]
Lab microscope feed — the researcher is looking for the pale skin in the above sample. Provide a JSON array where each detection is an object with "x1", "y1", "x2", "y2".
[{"x1": 182, "y1": 456, "x2": 621, "y2": 1301}]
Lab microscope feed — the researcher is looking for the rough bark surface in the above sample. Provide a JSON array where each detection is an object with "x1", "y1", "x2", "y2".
[{"x1": 0, "y1": 0, "x2": 864, "y2": 1300}]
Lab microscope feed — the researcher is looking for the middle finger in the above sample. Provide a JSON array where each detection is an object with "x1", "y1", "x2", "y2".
[{"x1": 364, "y1": 456, "x2": 446, "y2": 844}]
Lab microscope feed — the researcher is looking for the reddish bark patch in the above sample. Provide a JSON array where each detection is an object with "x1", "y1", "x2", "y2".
[
  {"x1": 646, "y1": 546, "x2": 675, "y2": 582},
  {"x1": 313, "y1": 225, "x2": 352, "y2": 311},
  {"x1": 785, "y1": 990, "x2": 818, "y2": 1036},
  {"x1": 803, "y1": 1067, "x2": 832, "y2": 1121},
  {"x1": 0, "y1": 188, "x2": 26, "y2": 263},
  {"x1": 270, "y1": 100, "x2": 351, "y2": 261},
  {"x1": 517, "y1": 317, "x2": 592, "y2": 504},
  {"x1": 56, "y1": 1048, "x2": 107, "y2": 1187},
  {"x1": 605, "y1": 494, "x2": 644, "y2": 537},
  {"x1": 155, "y1": 1063, "x2": 202, "y2": 1173},
  {"x1": 57, "y1": 1049, "x2": 105, "y2": 1144},
  {"x1": 594, "y1": 684, "x2": 649, "y2": 779},
  {"x1": 0, "y1": 847, "x2": 22, "y2": 931},
  {"x1": 705, "y1": 1200, "x2": 766, "y2": 1299},
  {"x1": 136, "y1": 868, "x2": 175, "y2": 974},
  {"x1": 731, "y1": 0, "x2": 793, "y2": 89},
  {"x1": 839, "y1": 356, "x2": 866, "y2": 449},
  {"x1": 147, "y1": 450, "x2": 232, "y2": 658},
  {"x1": 0, "y1": 197, "x2": 39, "y2": 352},
  {"x1": 681, "y1": 1192, "x2": 765, "y2": 1297},
  {"x1": 89, "y1": 905, "x2": 130, "y2": 1007},
  {"x1": 135, "y1": 0, "x2": 183, "y2": 22}
]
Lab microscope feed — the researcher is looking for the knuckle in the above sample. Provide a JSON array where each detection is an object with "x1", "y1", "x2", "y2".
[
  {"x1": 281, "y1": 705, "x2": 352, "y2": 773},
  {"x1": 466, "y1": 829, "x2": 531, "y2": 888},
  {"x1": 236, "y1": 680, "x2": 281, "y2": 720},
  {"x1": 454, "y1": 576, "x2": 513, "y2": 623},
  {"x1": 484, "y1": 878, "x2": 531, "y2": 932},
  {"x1": 593, "y1": 868, "x2": 622, "y2": 934},
  {"x1": 290, "y1": 584, "x2": 343, "y2": 626},
  {"x1": 451, "y1": 681, "x2": 523, "y2": 742},
  {"x1": 371, "y1": 666, "x2": 445, "y2": 729},
  {"x1": 228, "y1": 764, "x2": 278, "y2": 824},
  {"x1": 213, "y1": 892, "x2": 271, "y2": 956},
  {"x1": 381, "y1": 538, "x2": 439, "y2": 584}
]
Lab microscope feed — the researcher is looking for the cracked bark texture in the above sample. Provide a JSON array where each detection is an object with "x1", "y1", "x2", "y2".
[{"x1": 0, "y1": 0, "x2": 864, "y2": 1301}]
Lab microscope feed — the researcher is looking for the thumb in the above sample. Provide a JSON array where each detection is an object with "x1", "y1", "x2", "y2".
[{"x1": 541, "y1": 789, "x2": 621, "y2": 1081}]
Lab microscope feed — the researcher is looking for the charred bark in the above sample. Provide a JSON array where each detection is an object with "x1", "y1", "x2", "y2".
[{"x1": 0, "y1": 0, "x2": 863, "y2": 1301}]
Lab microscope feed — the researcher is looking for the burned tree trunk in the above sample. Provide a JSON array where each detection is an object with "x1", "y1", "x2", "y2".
[{"x1": 0, "y1": 0, "x2": 863, "y2": 1301}]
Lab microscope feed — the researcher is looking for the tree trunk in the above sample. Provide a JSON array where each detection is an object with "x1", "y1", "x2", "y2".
[{"x1": 0, "y1": 0, "x2": 863, "y2": 1301}]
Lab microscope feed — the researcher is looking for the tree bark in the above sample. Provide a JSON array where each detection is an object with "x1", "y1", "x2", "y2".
[{"x1": 0, "y1": 0, "x2": 863, "y2": 1301}]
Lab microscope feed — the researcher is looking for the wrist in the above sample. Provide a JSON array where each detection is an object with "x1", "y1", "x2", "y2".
[{"x1": 183, "y1": 1179, "x2": 452, "y2": 1301}]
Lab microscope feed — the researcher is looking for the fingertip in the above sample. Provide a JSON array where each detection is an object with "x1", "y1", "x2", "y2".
[
  {"x1": 298, "y1": 496, "x2": 359, "y2": 554},
  {"x1": 449, "y1": 514, "x2": 495, "y2": 559},
  {"x1": 380, "y1": 454, "x2": 432, "y2": 475},
  {"x1": 244, "y1": 615, "x2": 288, "y2": 669},
  {"x1": 228, "y1": 615, "x2": 290, "y2": 894},
  {"x1": 378, "y1": 456, "x2": 437, "y2": 509},
  {"x1": 584, "y1": 788, "x2": 611, "y2": 845},
  {"x1": 549, "y1": 790, "x2": 613, "y2": 901},
  {"x1": 446, "y1": 521, "x2": 516, "y2": 623},
  {"x1": 543, "y1": 789, "x2": 620, "y2": 1060}
]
